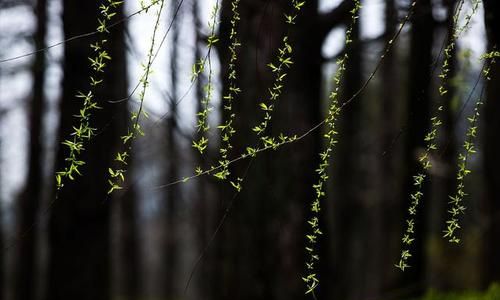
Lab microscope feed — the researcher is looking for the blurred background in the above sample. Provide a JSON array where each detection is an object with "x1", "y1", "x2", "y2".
[{"x1": 0, "y1": 0, "x2": 500, "y2": 299}]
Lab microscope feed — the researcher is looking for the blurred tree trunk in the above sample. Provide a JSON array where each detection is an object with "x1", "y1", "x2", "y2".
[
  {"x1": 163, "y1": 1, "x2": 180, "y2": 297},
  {"x1": 115, "y1": 13, "x2": 138, "y2": 300},
  {"x1": 211, "y1": 2, "x2": 289, "y2": 299},
  {"x1": 163, "y1": 103, "x2": 179, "y2": 299},
  {"x1": 15, "y1": 0, "x2": 47, "y2": 298},
  {"x1": 401, "y1": 0, "x2": 434, "y2": 295},
  {"x1": 373, "y1": 0, "x2": 403, "y2": 296},
  {"x1": 0, "y1": 53, "x2": 7, "y2": 298},
  {"x1": 46, "y1": 1, "x2": 127, "y2": 299},
  {"x1": 482, "y1": 0, "x2": 500, "y2": 287},
  {"x1": 114, "y1": 22, "x2": 138, "y2": 299},
  {"x1": 0, "y1": 139, "x2": 3, "y2": 300},
  {"x1": 118, "y1": 176, "x2": 140, "y2": 299},
  {"x1": 428, "y1": 0, "x2": 459, "y2": 290},
  {"x1": 192, "y1": 0, "x2": 215, "y2": 297},
  {"x1": 331, "y1": 8, "x2": 364, "y2": 300},
  {"x1": 211, "y1": 1, "x2": 349, "y2": 300}
]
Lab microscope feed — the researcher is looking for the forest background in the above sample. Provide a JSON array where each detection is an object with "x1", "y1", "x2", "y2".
[{"x1": 0, "y1": 0, "x2": 500, "y2": 299}]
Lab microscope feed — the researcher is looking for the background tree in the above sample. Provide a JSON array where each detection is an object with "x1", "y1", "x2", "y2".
[
  {"x1": 211, "y1": 1, "x2": 351, "y2": 300},
  {"x1": 0, "y1": 135, "x2": 3, "y2": 300},
  {"x1": 428, "y1": 0, "x2": 460, "y2": 290},
  {"x1": 192, "y1": 0, "x2": 217, "y2": 297},
  {"x1": 46, "y1": 0, "x2": 128, "y2": 299},
  {"x1": 116, "y1": 173, "x2": 141, "y2": 300},
  {"x1": 374, "y1": 0, "x2": 404, "y2": 295},
  {"x1": 15, "y1": 0, "x2": 47, "y2": 299},
  {"x1": 0, "y1": 0, "x2": 499, "y2": 299},
  {"x1": 330, "y1": 5, "x2": 364, "y2": 299},
  {"x1": 114, "y1": 76, "x2": 139, "y2": 300},
  {"x1": 401, "y1": 0, "x2": 435, "y2": 296},
  {"x1": 482, "y1": 0, "x2": 500, "y2": 287},
  {"x1": 162, "y1": 0, "x2": 181, "y2": 297}
]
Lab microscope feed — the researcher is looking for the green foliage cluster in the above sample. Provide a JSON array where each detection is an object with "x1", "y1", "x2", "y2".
[
  {"x1": 249, "y1": 4, "x2": 304, "y2": 129},
  {"x1": 191, "y1": 0, "x2": 307, "y2": 191},
  {"x1": 164, "y1": 0, "x2": 308, "y2": 191},
  {"x1": 443, "y1": 99, "x2": 479, "y2": 243},
  {"x1": 438, "y1": 0, "x2": 484, "y2": 242},
  {"x1": 212, "y1": 0, "x2": 241, "y2": 182},
  {"x1": 444, "y1": 52, "x2": 499, "y2": 242},
  {"x1": 436, "y1": 0, "x2": 483, "y2": 241},
  {"x1": 438, "y1": 0, "x2": 464, "y2": 97},
  {"x1": 108, "y1": 0, "x2": 164, "y2": 194},
  {"x1": 438, "y1": 0, "x2": 479, "y2": 98},
  {"x1": 183, "y1": 133, "x2": 300, "y2": 189},
  {"x1": 252, "y1": 0, "x2": 304, "y2": 140},
  {"x1": 396, "y1": 110, "x2": 442, "y2": 270},
  {"x1": 44, "y1": 0, "x2": 498, "y2": 296},
  {"x1": 55, "y1": 0, "x2": 124, "y2": 190},
  {"x1": 192, "y1": 1, "x2": 220, "y2": 154},
  {"x1": 302, "y1": 1, "x2": 361, "y2": 295},
  {"x1": 397, "y1": 0, "x2": 485, "y2": 271}
]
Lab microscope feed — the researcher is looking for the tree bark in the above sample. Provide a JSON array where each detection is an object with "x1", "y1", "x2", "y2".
[
  {"x1": 192, "y1": 0, "x2": 216, "y2": 297},
  {"x1": 163, "y1": 1, "x2": 180, "y2": 296},
  {"x1": 374, "y1": 0, "x2": 404, "y2": 296},
  {"x1": 330, "y1": 8, "x2": 364, "y2": 300},
  {"x1": 117, "y1": 178, "x2": 140, "y2": 299},
  {"x1": 15, "y1": 0, "x2": 47, "y2": 298},
  {"x1": 428, "y1": 1, "x2": 459, "y2": 290},
  {"x1": 482, "y1": 0, "x2": 500, "y2": 287},
  {"x1": 401, "y1": 0, "x2": 435, "y2": 295},
  {"x1": 0, "y1": 139, "x2": 3, "y2": 300},
  {"x1": 211, "y1": 1, "x2": 323, "y2": 299},
  {"x1": 46, "y1": 1, "x2": 127, "y2": 299}
]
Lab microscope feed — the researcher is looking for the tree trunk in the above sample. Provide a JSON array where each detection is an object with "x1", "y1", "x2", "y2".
[
  {"x1": 163, "y1": 1, "x2": 180, "y2": 296},
  {"x1": 401, "y1": 0, "x2": 435, "y2": 295},
  {"x1": 331, "y1": 10, "x2": 364, "y2": 300},
  {"x1": 0, "y1": 140, "x2": 3, "y2": 300},
  {"x1": 192, "y1": 0, "x2": 215, "y2": 297},
  {"x1": 46, "y1": 1, "x2": 127, "y2": 299},
  {"x1": 482, "y1": 0, "x2": 500, "y2": 287},
  {"x1": 210, "y1": 1, "x2": 330, "y2": 299},
  {"x1": 428, "y1": 1, "x2": 459, "y2": 290},
  {"x1": 117, "y1": 179, "x2": 140, "y2": 299},
  {"x1": 15, "y1": 0, "x2": 47, "y2": 298},
  {"x1": 374, "y1": 0, "x2": 404, "y2": 296}
]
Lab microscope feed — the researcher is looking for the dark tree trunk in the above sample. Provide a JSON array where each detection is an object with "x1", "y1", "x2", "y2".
[
  {"x1": 46, "y1": 1, "x2": 127, "y2": 299},
  {"x1": 211, "y1": 1, "x2": 325, "y2": 300},
  {"x1": 212, "y1": 2, "x2": 288, "y2": 299},
  {"x1": 209, "y1": 2, "x2": 353, "y2": 299},
  {"x1": 482, "y1": 0, "x2": 500, "y2": 287},
  {"x1": 15, "y1": 0, "x2": 47, "y2": 298},
  {"x1": 163, "y1": 1, "x2": 180, "y2": 296},
  {"x1": 373, "y1": 0, "x2": 404, "y2": 296},
  {"x1": 192, "y1": 0, "x2": 216, "y2": 297},
  {"x1": 331, "y1": 9, "x2": 364, "y2": 300},
  {"x1": 214, "y1": 1, "x2": 321, "y2": 299},
  {"x1": 117, "y1": 180, "x2": 140, "y2": 299},
  {"x1": 428, "y1": 1, "x2": 459, "y2": 290},
  {"x1": 0, "y1": 140, "x2": 3, "y2": 300},
  {"x1": 191, "y1": 0, "x2": 219, "y2": 299},
  {"x1": 401, "y1": 0, "x2": 435, "y2": 295},
  {"x1": 163, "y1": 110, "x2": 179, "y2": 299}
]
